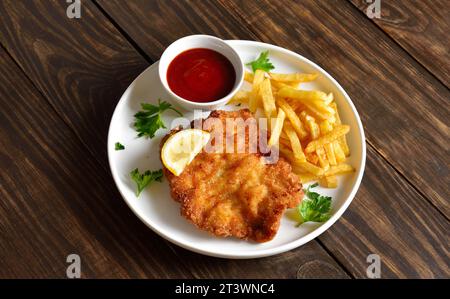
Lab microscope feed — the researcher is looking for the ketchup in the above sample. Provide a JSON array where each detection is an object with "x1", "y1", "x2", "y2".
[{"x1": 167, "y1": 48, "x2": 236, "y2": 103}]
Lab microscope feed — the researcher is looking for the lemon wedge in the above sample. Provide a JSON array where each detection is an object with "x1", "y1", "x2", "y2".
[{"x1": 161, "y1": 129, "x2": 210, "y2": 176}]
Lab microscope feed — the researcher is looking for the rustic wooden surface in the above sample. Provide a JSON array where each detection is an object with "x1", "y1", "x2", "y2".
[
  {"x1": 350, "y1": 0, "x2": 450, "y2": 87},
  {"x1": 0, "y1": 0, "x2": 448, "y2": 278}
]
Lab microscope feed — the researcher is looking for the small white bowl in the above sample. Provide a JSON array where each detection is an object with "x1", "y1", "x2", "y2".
[{"x1": 158, "y1": 35, "x2": 244, "y2": 111}]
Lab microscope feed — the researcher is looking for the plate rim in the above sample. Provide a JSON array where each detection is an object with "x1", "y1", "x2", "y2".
[{"x1": 107, "y1": 40, "x2": 366, "y2": 259}]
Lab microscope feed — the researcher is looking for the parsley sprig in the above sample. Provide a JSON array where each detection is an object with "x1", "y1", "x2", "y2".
[
  {"x1": 246, "y1": 50, "x2": 275, "y2": 73},
  {"x1": 134, "y1": 99, "x2": 182, "y2": 138},
  {"x1": 130, "y1": 168, "x2": 163, "y2": 197},
  {"x1": 297, "y1": 183, "x2": 332, "y2": 225},
  {"x1": 115, "y1": 142, "x2": 125, "y2": 151}
]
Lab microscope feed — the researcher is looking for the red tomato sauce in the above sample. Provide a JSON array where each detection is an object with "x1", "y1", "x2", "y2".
[{"x1": 167, "y1": 48, "x2": 236, "y2": 103}]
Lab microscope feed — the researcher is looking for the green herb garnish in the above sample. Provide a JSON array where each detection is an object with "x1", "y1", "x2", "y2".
[
  {"x1": 134, "y1": 99, "x2": 182, "y2": 138},
  {"x1": 297, "y1": 183, "x2": 332, "y2": 225},
  {"x1": 115, "y1": 142, "x2": 125, "y2": 151},
  {"x1": 246, "y1": 50, "x2": 275, "y2": 73},
  {"x1": 130, "y1": 168, "x2": 163, "y2": 196}
]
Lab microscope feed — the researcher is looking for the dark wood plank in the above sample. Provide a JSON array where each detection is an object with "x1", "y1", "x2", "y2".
[
  {"x1": 0, "y1": 47, "x2": 194, "y2": 278},
  {"x1": 320, "y1": 146, "x2": 450, "y2": 278},
  {"x1": 0, "y1": 0, "x2": 349, "y2": 278},
  {"x1": 170, "y1": 244, "x2": 349, "y2": 279},
  {"x1": 98, "y1": 0, "x2": 450, "y2": 218},
  {"x1": 95, "y1": 0, "x2": 260, "y2": 60},
  {"x1": 350, "y1": 0, "x2": 450, "y2": 87},
  {"x1": 0, "y1": 0, "x2": 148, "y2": 167},
  {"x1": 97, "y1": 0, "x2": 450, "y2": 277}
]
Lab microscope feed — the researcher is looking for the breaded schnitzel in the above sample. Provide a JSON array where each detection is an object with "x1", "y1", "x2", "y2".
[{"x1": 161, "y1": 109, "x2": 303, "y2": 242}]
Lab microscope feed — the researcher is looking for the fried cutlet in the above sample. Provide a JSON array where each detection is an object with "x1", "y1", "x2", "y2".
[{"x1": 161, "y1": 109, "x2": 303, "y2": 242}]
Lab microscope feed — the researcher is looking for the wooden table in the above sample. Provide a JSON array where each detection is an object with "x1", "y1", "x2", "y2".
[{"x1": 0, "y1": 0, "x2": 448, "y2": 279}]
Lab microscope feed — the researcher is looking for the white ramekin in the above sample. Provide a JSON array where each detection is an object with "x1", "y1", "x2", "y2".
[{"x1": 158, "y1": 35, "x2": 244, "y2": 111}]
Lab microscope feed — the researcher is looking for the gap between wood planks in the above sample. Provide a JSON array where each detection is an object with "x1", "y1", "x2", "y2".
[{"x1": 346, "y1": 0, "x2": 450, "y2": 90}]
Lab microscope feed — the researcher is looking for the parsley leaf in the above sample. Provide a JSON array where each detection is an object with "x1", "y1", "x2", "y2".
[
  {"x1": 297, "y1": 183, "x2": 332, "y2": 225},
  {"x1": 134, "y1": 99, "x2": 182, "y2": 138},
  {"x1": 246, "y1": 50, "x2": 275, "y2": 73},
  {"x1": 115, "y1": 142, "x2": 125, "y2": 151},
  {"x1": 130, "y1": 168, "x2": 163, "y2": 197}
]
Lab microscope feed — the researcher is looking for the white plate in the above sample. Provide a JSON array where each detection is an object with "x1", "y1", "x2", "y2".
[{"x1": 107, "y1": 40, "x2": 366, "y2": 259}]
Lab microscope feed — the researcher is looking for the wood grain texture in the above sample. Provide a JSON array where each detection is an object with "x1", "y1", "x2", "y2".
[
  {"x1": 0, "y1": 0, "x2": 350, "y2": 278},
  {"x1": 97, "y1": 0, "x2": 450, "y2": 278},
  {"x1": 350, "y1": 0, "x2": 450, "y2": 87},
  {"x1": 0, "y1": 47, "x2": 194, "y2": 278},
  {"x1": 95, "y1": 0, "x2": 260, "y2": 60},
  {"x1": 216, "y1": 0, "x2": 450, "y2": 217},
  {"x1": 0, "y1": 0, "x2": 148, "y2": 167},
  {"x1": 320, "y1": 146, "x2": 450, "y2": 278},
  {"x1": 170, "y1": 244, "x2": 349, "y2": 279}
]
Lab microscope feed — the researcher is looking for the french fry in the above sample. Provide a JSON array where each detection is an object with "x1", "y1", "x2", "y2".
[
  {"x1": 316, "y1": 147, "x2": 330, "y2": 170},
  {"x1": 286, "y1": 98, "x2": 305, "y2": 111},
  {"x1": 279, "y1": 136, "x2": 292, "y2": 149},
  {"x1": 299, "y1": 111, "x2": 320, "y2": 139},
  {"x1": 280, "y1": 147, "x2": 308, "y2": 167},
  {"x1": 306, "y1": 152, "x2": 319, "y2": 165},
  {"x1": 299, "y1": 110, "x2": 308, "y2": 122},
  {"x1": 291, "y1": 164, "x2": 307, "y2": 174},
  {"x1": 296, "y1": 173, "x2": 320, "y2": 184},
  {"x1": 269, "y1": 73, "x2": 318, "y2": 82},
  {"x1": 307, "y1": 118, "x2": 320, "y2": 140},
  {"x1": 268, "y1": 108, "x2": 286, "y2": 146},
  {"x1": 277, "y1": 87, "x2": 334, "y2": 118},
  {"x1": 279, "y1": 144, "x2": 293, "y2": 156},
  {"x1": 278, "y1": 86, "x2": 327, "y2": 102},
  {"x1": 333, "y1": 140, "x2": 346, "y2": 163},
  {"x1": 324, "y1": 143, "x2": 337, "y2": 165},
  {"x1": 284, "y1": 123, "x2": 306, "y2": 162},
  {"x1": 324, "y1": 164, "x2": 355, "y2": 176},
  {"x1": 277, "y1": 98, "x2": 308, "y2": 139},
  {"x1": 305, "y1": 125, "x2": 350, "y2": 153},
  {"x1": 299, "y1": 111, "x2": 314, "y2": 139},
  {"x1": 305, "y1": 106, "x2": 336, "y2": 122},
  {"x1": 236, "y1": 67, "x2": 352, "y2": 189},
  {"x1": 271, "y1": 80, "x2": 296, "y2": 91},
  {"x1": 320, "y1": 175, "x2": 338, "y2": 188},
  {"x1": 324, "y1": 93, "x2": 334, "y2": 106},
  {"x1": 228, "y1": 90, "x2": 249, "y2": 105},
  {"x1": 280, "y1": 130, "x2": 289, "y2": 140},
  {"x1": 296, "y1": 161, "x2": 325, "y2": 176},
  {"x1": 319, "y1": 119, "x2": 333, "y2": 133},
  {"x1": 330, "y1": 102, "x2": 340, "y2": 123},
  {"x1": 260, "y1": 78, "x2": 277, "y2": 118},
  {"x1": 249, "y1": 69, "x2": 265, "y2": 112},
  {"x1": 330, "y1": 103, "x2": 350, "y2": 156},
  {"x1": 319, "y1": 120, "x2": 337, "y2": 165},
  {"x1": 244, "y1": 71, "x2": 254, "y2": 82}
]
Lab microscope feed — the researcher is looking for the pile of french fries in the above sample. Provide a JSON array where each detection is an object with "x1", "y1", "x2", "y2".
[{"x1": 230, "y1": 70, "x2": 354, "y2": 188}]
